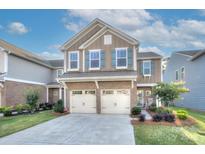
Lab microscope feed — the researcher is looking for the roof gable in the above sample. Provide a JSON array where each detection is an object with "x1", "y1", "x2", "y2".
[{"x1": 61, "y1": 18, "x2": 139, "y2": 51}]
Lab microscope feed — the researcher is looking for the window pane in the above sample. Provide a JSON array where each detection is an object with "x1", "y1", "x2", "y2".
[
  {"x1": 70, "y1": 61, "x2": 78, "y2": 69},
  {"x1": 70, "y1": 53, "x2": 77, "y2": 61},
  {"x1": 144, "y1": 62, "x2": 150, "y2": 68},
  {"x1": 117, "y1": 58, "x2": 126, "y2": 67},
  {"x1": 117, "y1": 49, "x2": 126, "y2": 58},
  {"x1": 91, "y1": 60, "x2": 99, "y2": 68},
  {"x1": 91, "y1": 52, "x2": 99, "y2": 59},
  {"x1": 144, "y1": 68, "x2": 151, "y2": 75}
]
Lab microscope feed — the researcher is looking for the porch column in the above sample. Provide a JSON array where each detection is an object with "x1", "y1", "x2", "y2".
[
  {"x1": 46, "y1": 87, "x2": 49, "y2": 102},
  {"x1": 59, "y1": 88, "x2": 62, "y2": 99},
  {"x1": 63, "y1": 87, "x2": 67, "y2": 109}
]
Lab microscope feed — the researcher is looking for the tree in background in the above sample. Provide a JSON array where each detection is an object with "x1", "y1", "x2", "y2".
[{"x1": 153, "y1": 81, "x2": 189, "y2": 107}]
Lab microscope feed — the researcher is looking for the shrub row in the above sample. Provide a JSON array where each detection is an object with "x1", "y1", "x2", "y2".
[
  {"x1": 153, "y1": 113, "x2": 175, "y2": 122},
  {"x1": 0, "y1": 102, "x2": 55, "y2": 117}
]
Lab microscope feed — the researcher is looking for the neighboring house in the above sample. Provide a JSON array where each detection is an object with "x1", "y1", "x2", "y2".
[
  {"x1": 0, "y1": 39, "x2": 64, "y2": 107},
  {"x1": 58, "y1": 18, "x2": 162, "y2": 114},
  {"x1": 164, "y1": 50, "x2": 205, "y2": 111}
]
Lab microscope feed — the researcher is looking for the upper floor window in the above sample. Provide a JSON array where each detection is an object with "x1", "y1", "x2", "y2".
[
  {"x1": 68, "y1": 51, "x2": 79, "y2": 71},
  {"x1": 181, "y1": 67, "x2": 185, "y2": 80},
  {"x1": 57, "y1": 69, "x2": 63, "y2": 77},
  {"x1": 176, "y1": 70, "x2": 179, "y2": 81},
  {"x1": 104, "y1": 35, "x2": 112, "y2": 45},
  {"x1": 89, "y1": 50, "x2": 100, "y2": 70},
  {"x1": 116, "y1": 48, "x2": 127, "y2": 69},
  {"x1": 143, "y1": 60, "x2": 151, "y2": 76}
]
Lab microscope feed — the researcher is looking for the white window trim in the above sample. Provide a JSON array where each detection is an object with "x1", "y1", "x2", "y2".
[
  {"x1": 68, "y1": 51, "x2": 79, "y2": 71},
  {"x1": 176, "y1": 69, "x2": 179, "y2": 81},
  {"x1": 89, "y1": 49, "x2": 101, "y2": 70},
  {"x1": 56, "y1": 69, "x2": 63, "y2": 78},
  {"x1": 143, "y1": 60, "x2": 151, "y2": 76},
  {"x1": 104, "y1": 35, "x2": 112, "y2": 45},
  {"x1": 181, "y1": 66, "x2": 185, "y2": 81},
  {"x1": 115, "y1": 47, "x2": 128, "y2": 69}
]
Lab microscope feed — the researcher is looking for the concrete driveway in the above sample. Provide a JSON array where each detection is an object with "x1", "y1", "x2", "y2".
[{"x1": 0, "y1": 114, "x2": 135, "y2": 145}]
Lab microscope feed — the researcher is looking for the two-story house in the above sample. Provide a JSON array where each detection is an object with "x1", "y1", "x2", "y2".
[
  {"x1": 164, "y1": 50, "x2": 205, "y2": 111},
  {"x1": 0, "y1": 18, "x2": 162, "y2": 114},
  {"x1": 0, "y1": 39, "x2": 64, "y2": 107},
  {"x1": 58, "y1": 18, "x2": 162, "y2": 114}
]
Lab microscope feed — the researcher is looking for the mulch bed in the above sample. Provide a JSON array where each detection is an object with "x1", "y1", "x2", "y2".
[
  {"x1": 131, "y1": 115, "x2": 196, "y2": 127},
  {"x1": 52, "y1": 111, "x2": 70, "y2": 116}
]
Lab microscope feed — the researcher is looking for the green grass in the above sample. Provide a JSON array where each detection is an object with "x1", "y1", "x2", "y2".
[
  {"x1": 134, "y1": 124, "x2": 196, "y2": 145},
  {"x1": 0, "y1": 110, "x2": 60, "y2": 137}
]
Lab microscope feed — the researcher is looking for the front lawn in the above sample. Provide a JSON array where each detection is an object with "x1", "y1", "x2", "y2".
[
  {"x1": 0, "y1": 110, "x2": 60, "y2": 137},
  {"x1": 134, "y1": 124, "x2": 196, "y2": 145},
  {"x1": 134, "y1": 106, "x2": 205, "y2": 145}
]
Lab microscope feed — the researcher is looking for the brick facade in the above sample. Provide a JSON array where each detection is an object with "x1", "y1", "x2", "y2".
[
  {"x1": 65, "y1": 81, "x2": 137, "y2": 113},
  {"x1": 1, "y1": 80, "x2": 46, "y2": 106}
]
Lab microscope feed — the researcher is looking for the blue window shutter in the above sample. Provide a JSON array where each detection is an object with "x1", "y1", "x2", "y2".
[
  {"x1": 111, "y1": 49, "x2": 116, "y2": 68},
  {"x1": 101, "y1": 50, "x2": 105, "y2": 68},
  {"x1": 85, "y1": 51, "x2": 89, "y2": 69},
  {"x1": 140, "y1": 61, "x2": 143, "y2": 75},
  {"x1": 127, "y1": 48, "x2": 133, "y2": 69},
  {"x1": 151, "y1": 60, "x2": 155, "y2": 75}
]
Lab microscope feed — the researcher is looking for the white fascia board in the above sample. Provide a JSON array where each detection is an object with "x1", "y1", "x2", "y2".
[
  {"x1": 4, "y1": 77, "x2": 46, "y2": 85},
  {"x1": 137, "y1": 83, "x2": 157, "y2": 87},
  {"x1": 58, "y1": 76, "x2": 137, "y2": 82}
]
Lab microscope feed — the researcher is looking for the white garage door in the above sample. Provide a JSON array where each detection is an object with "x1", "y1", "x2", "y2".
[
  {"x1": 70, "y1": 90, "x2": 96, "y2": 113},
  {"x1": 101, "y1": 89, "x2": 130, "y2": 114}
]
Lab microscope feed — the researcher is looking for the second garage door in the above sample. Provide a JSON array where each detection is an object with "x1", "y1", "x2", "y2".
[
  {"x1": 101, "y1": 89, "x2": 130, "y2": 114},
  {"x1": 70, "y1": 90, "x2": 96, "y2": 113}
]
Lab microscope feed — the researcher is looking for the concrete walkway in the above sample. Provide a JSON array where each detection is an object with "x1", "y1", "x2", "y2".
[
  {"x1": 141, "y1": 110, "x2": 152, "y2": 120},
  {"x1": 0, "y1": 114, "x2": 135, "y2": 145}
]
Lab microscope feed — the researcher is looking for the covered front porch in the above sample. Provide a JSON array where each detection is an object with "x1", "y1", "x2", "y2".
[
  {"x1": 136, "y1": 83, "x2": 161, "y2": 109},
  {"x1": 46, "y1": 82, "x2": 64, "y2": 104}
]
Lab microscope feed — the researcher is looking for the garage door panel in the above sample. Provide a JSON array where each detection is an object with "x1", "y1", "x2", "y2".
[
  {"x1": 101, "y1": 89, "x2": 130, "y2": 114},
  {"x1": 71, "y1": 90, "x2": 96, "y2": 113}
]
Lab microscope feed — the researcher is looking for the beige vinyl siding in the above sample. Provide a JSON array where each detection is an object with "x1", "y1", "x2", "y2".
[
  {"x1": 66, "y1": 25, "x2": 102, "y2": 51},
  {"x1": 85, "y1": 31, "x2": 133, "y2": 72},
  {"x1": 137, "y1": 59, "x2": 162, "y2": 83}
]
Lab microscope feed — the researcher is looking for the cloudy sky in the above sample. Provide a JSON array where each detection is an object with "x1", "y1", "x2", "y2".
[{"x1": 0, "y1": 9, "x2": 205, "y2": 59}]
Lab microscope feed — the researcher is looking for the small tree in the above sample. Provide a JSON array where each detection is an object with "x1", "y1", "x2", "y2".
[
  {"x1": 25, "y1": 89, "x2": 39, "y2": 112},
  {"x1": 53, "y1": 99, "x2": 64, "y2": 113},
  {"x1": 153, "y1": 81, "x2": 189, "y2": 107}
]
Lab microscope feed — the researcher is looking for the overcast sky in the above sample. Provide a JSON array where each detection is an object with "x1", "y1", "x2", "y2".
[{"x1": 0, "y1": 9, "x2": 205, "y2": 59}]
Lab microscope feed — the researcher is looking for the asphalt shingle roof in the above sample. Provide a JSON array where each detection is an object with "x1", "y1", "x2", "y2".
[{"x1": 137, "y1": 52, "x2": 162, "y2": 59}]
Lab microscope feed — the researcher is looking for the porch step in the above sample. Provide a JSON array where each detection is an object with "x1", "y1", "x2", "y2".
[{"x1": 141, "y1": 110, "x2": 152, "y2": 120}]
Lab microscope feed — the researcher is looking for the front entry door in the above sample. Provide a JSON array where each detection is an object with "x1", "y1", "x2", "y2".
[{"x1": 137, "y1": 90, "x2": 144, "y2": 107}]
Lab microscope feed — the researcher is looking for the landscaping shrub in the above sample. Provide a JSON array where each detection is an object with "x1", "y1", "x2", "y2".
[
  {"x1": 131, "y1": 107, "x2": 141, "y2": 115},
  {"x1": 53, "y1": 100, "x2": 64, "y2": 113},
  {"x1": 15, "y1": 104, "x2": 31, "y2": 114},
  {"x1": 156, "y1": 107, "x2": 172, "y2": 114},
  {"x1": 25, "y1": 89, "x2": 39, "y2": 112},
  {"x1": 177, "y1": 110, "x2": 188, "y2": 120},
  {"x1": 149, "y1": 106, "x2": 157, "y2": 112},
  {"x1": 164, "y1": 113, "x2": 175, "y2": 122},
  {"x1": 153, "y1": 114, "x2": 163, "y2": 122},
  {"x1": 139, "y1": 114, "x2": 145, "y2": 122},
  {"x1": 0, "y1": 107, "x2": 5, "y2": 113},
  {"x1": 3, "y1": 106, "x2": 13, "y2": 116}
]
